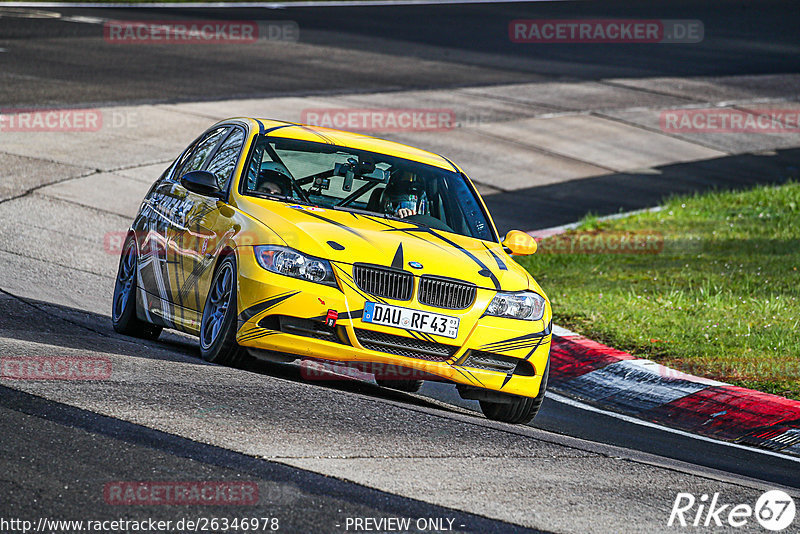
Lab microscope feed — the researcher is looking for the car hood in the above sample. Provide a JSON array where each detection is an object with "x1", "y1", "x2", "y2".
[{"x1": 239, "y1": 198, "x2": 536, "y2": 292}]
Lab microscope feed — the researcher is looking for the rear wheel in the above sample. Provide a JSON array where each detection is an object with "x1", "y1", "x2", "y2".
[
  {"x1": 200, "y1": 256, "x2": 245, "y2": 367},
  {"x1": 479, "y1": 360, "x2": 549, "y2": 424},
  {"x1": 376, "y1": 378, "x2": 423, "y2": 393},
  {"x1": 112, "y1": 237, "x2": 162, "y2": 340}
]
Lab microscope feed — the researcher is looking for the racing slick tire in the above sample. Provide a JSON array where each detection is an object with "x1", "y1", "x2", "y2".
[
  {"x1": 200, "y1": 255, "x2": 246, "y2": 367},
  {"x1": 112, "y1": 237, "x2": 162, "y2": 340},
  {"x1": 376, "y1": 378, "x2": 424, "y2": 393},
  {"x1": 479, "y1": 359, "x2": 549, "y2": 424}
]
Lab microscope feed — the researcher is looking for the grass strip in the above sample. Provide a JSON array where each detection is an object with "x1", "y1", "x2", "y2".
[{"x1": 519, "y1": 181, "x2": 800, "y2": 399}]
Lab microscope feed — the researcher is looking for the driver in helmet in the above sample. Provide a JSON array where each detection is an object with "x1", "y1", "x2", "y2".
[
  {"x1": 382, "y1": 173, "x2": 428, "y2": 219},
  {"x1": 255, "y1": 162, "x2": 293, "y2": 196}
]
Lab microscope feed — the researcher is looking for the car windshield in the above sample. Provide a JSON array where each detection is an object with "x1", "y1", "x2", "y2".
[{"x1": 241, "y1": 135, "x2": 495, "y2": 241}]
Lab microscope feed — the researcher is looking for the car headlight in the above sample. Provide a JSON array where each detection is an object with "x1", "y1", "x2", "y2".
[
  {"x1": 254, "y1": 245, "x2": 337, "y2": 287},
  {"x1": 485, "y1": 291, "x2": 546, "y2": 321}
]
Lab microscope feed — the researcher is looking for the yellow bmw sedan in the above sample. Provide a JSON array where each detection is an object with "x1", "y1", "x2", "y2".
[{"x1": 112, "y1": 117, "x2": 551, "y2": 423}]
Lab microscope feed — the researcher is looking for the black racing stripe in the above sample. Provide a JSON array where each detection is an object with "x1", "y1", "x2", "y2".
[
  {"x1": 292, "y1": 124, "x2": 336, "y2": 145},
  {"x1": 238, "y1": 331, "x2": 278, "y2": 344},
  {"x1": 264, "y1": 123, "x2": 293, "y2": 135},
  {"x1": 454, "y1": 366, "x2": 485, "y2": 387},
  {"x1": 255, "y1": 119, "x2": 265, "y2": 134},
  {"x1": 362, "y1": 215, "x2": 399, "y2": 230},
  {"x1": 178, "y1": 256, "x2": 209, "y2": 302},
  {"x1": 380, "y1": 223, "x2": 499, "y2": 288},
  {"x1": 500, "y1": 370, "x2": 514, "y2": 388},
  {"x1": 497, "y1": 335, "x2": 548, "y2": 390},
  {"x1": 482, "y1": 343, "x2": 540, "y2": 354},
  {"x1": 416, "y1": 331, "x2": 437, "y2": 343},
  {"x1": 379, "y1": 226, "x2": 450, "y2": 252},
  {"x1": 523, "y1": 336, "x2": 546, "y2": 362},
  {"x1": 334, "y1": 265, "x2": 389, "y2": 306},
  {"x1": 481, "y1": 332, "x2": 547, "y2": 350},
  {"x1": 427, "y1": 229, "x2": 500, "y2": 290},
  {"x1": 293, "y1": 209, "x2": 371, "y2": 242},
  {"x1": 391, "y1": 243, "x2": 404, "y2": 269},
  {"x1": 237, "y1": 291, "x2": 300, "y2": 324},
  {"x1": 501, "y1": 336, "x2": 546, "y2": 390},
  {"x1": 483, "y1": 243, "x2": 508, "y2": 271},
  {"x1": 236, "y1": 324, "x2": 261, "y2": 337}
]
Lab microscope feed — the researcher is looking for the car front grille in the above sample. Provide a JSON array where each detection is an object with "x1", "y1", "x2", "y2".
[
  {"x1": 354, "y1": 328, "x2": 458, "y2": 362},
  {"x1": 353, "y1": 264, "x2": 413, "y2": 301},
  {"x1": 418, "y1": 276, "x2": 476, "y2": 310}
]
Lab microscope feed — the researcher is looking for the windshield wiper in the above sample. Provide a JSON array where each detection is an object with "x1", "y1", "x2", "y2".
[
  {"x1": 332, "y1": 205, "x2": 382, "y2": 217},
  {"x1": 248, "y1": 191, "x2": 318, "y2": 207}
]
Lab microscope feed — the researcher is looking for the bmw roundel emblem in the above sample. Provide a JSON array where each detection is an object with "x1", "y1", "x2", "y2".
[{"x1": 408, "y1": 261, "x2": 423, "y2": 269}]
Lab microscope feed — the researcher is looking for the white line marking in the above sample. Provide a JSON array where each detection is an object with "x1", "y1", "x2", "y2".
[
  {"x1": 551, "y1": 324, "x2": 578, "y2": 337},
  {"x1": 1, "y1": 0, "x2": 569, "y2": 8},
  {"x1": 61, "y1": 15, "x2": 105, "y2": 24},
  {"x1": 527, "y1": 206, "x2": 664, "y2": 237},
  {"x1": 547, "y1": 391, "x2": 800, "y2": 464}
]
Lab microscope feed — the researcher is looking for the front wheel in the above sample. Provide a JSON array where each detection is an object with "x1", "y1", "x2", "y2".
[
  {"x1": 112, "y1": 236, "x2": 162, "y2": 340},
  {"x1": 480, "y1": 360, "x2": 549, "y2": 424},
  {"x1": 200, "y1": 255, "x2": 245, "y2": 367}
]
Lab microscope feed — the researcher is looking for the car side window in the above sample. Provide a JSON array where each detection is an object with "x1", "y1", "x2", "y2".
[
  {"x1": 205, "y1": 128, "x2": 245, "y2": 191},
  {"x1": 177, "y1": 127, "x2": 229, "y2": 179}
]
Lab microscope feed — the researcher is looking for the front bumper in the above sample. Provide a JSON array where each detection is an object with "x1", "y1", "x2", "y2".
[{"x1": 235, "y1": 248, "x2": 551, "y2": 398}]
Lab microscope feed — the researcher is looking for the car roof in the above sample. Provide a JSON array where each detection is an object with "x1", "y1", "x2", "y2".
[{"x1": 225, "y1": 118, "x2": 460, "y2": 172}]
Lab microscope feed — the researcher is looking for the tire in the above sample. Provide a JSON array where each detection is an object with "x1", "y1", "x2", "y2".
[
  {"x1": 376, "y1": 378, "x2": 423, "y2": 393},
  {"x1": 112, "y1": 236, "x2": 162, "y2": 340},
  {"x1": 200, "y1": 255, "x2": 246, "y2": 367},
  {"x1": 479, "y1": 359, "x2": 549, "y2": 425}
]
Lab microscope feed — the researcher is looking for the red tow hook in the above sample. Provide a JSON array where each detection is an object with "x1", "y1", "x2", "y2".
[{"x1": 325, "y1": 309, "x2": 338, "y2": 328}]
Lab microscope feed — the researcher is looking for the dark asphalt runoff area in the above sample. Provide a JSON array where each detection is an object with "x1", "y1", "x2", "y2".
[
  {"x1": 1, "y1": 1, "x2": 799, "y2": 107},
  {"x1": 1, "y1": 1, "x2": 799, "y2": 532}
]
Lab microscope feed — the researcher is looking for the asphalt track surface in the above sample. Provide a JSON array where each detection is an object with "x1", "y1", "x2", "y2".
[
  {"x1": 1, "y1": 1, "x2": 799, "y2": 106},
  {"x1": 1, "y1": 1, "x2": 800, "y2": 532}
]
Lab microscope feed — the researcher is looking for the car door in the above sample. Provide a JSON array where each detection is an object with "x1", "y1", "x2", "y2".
[
  {"x1": 146, "y1": 125, "x2": 230, "y2": 331},
  {"x1": 173, "y1": 125, "x2": 247, "y2": 326}
]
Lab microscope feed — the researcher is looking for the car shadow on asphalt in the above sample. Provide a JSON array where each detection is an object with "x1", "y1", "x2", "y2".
[
  {"x1": 0, "y1": 385, "x2": 545, "y2": 533},
  {"x1": 0, "y1": 292, "x2": 462, "y2": 417},
  {"x1": 486, "y1": 146, "x2": 800, "y2": 234}
]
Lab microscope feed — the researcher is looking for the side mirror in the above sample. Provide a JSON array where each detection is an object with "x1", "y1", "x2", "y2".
[
  {"x1": 181, "y1": 170, "x2": 221, "y2": 197},
  {"x1": 502, "y1": 230, "x2": 538, "y2": 255}
]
